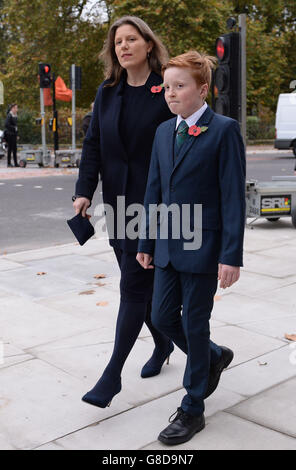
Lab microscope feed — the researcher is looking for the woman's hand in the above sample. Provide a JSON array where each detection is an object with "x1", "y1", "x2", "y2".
[
  {"x1": 136, "y1": 252, "x2": 154, "y2": 269},
  {"x1": 73, "y1": 197, "x2": 91, "y2": 218}
]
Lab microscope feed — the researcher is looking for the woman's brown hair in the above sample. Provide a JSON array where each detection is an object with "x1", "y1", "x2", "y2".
[{"x1": 100, "y1": 16, "x2": 169, "y2": 87}]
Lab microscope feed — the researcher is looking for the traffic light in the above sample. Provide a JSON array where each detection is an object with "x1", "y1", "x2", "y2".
[
  {"x1": 39, "y1": 63, "x2": 52, "y2": 88},
  {"x1": 213, "y1": 32, "x2": 241, "y2": 121},
  {"x1": 69, "y1": 65, "x2": 82, "y2": 90}
]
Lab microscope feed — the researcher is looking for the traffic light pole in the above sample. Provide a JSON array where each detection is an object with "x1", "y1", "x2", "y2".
[
  {"x1": 71, "y1": 64, "x2": 76, "y2": 150},
  {"x1": 40, "y1": 88, "x2": 47, "y2": 159},
  {"x1": 52, "y1": 73, "x2": 59, "y2": 151},
  {"x1": 239, "y1": 13, "x2": 247, "y2": 147}
]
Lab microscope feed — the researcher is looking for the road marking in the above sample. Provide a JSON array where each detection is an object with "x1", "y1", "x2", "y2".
[
  {"x1": 34, "y1": 186, "x2": 43, "y2": 189},
  {"x1": 54, "y1": 187, "x2": 64, "y2": 190},
  {"x1": 0, "y1": 182, "x2": 5, "y2": 185},
  {"x1": 14, "y1": 184, "x2": 23, "y2": 187}
]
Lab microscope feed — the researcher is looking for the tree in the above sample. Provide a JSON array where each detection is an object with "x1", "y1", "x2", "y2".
[{"x1": 0, "y1": 0, "x2": 106, "y2": 111}]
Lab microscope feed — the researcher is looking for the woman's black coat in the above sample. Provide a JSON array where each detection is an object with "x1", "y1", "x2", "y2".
[{"x1": 75, "y1": 71, "x2": 173, "y2": 252}]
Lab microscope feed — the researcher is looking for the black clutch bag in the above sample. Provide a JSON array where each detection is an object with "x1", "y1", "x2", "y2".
[{"x1": 67, "y1": 212, "x2": 95, "y2": 246}]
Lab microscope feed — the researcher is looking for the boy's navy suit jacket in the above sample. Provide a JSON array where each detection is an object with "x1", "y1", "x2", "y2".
[{"x1": 138, "y1": 106, "x2": 246, "y2": 273}]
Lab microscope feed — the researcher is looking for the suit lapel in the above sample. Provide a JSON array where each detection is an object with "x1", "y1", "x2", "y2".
[
  {"x1": 166, "y1": 118, "x2": 177, "y2": 173},
  {"x1": 171, "y1": 106, "x2": 215, "y2": 175}
]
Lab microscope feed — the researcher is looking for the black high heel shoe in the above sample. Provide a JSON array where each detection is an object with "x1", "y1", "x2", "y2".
[
  {"x1": 82, "y1": 375, "x2": 122, "y2": 408},
  {"x1": 141, "y1": 341, "x2": 174, "y2": 378}
]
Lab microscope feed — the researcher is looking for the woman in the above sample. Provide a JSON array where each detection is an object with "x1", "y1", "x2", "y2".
[
  {"x1": 73, "y1": 16, "x2": 174, "y2": 408},
  {"x1": 5, "y1": 103, "x2": 19, "y2": 167}
]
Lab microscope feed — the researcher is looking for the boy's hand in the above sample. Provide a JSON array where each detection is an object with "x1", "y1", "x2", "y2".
[
  {"x1": 218, "y1": 263, "x2": 240, "y2": 289},
  {"x1": 136, "y1": 252, "x2": 154, "y2": 269}
]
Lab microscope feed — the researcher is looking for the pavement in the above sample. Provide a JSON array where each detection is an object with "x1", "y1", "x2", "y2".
[{"x1": 0, "y1": 212, "x2": 296, "y2": 451}]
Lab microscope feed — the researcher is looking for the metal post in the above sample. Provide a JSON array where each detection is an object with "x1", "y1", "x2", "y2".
[
  {"x1": 40, "y1": 88, "x2": 47, "y2": 158},
  {"x1": 52, "y1": 73, "x2": 59, "y2": 152},
  {"x1": 71, "y1": 64, "x2": 76, "y2": 150},
  {"x1": 239, "y1": 13, "x2": 247, "y2": 147}
]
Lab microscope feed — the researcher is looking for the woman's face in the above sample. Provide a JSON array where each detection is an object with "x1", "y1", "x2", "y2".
[
  {"x1": 114, "y1": 24, "x2": 152, "y2": 72},
  {"x1": 11, "y1": 105, "x2": 18, "y2": 114}
]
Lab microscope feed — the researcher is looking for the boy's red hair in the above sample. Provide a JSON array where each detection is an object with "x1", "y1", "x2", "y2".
[{"x1": 162, "y1": 50, "x2": 217, "y2": 89}]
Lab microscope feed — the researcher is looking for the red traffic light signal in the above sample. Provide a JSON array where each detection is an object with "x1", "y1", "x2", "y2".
[
  {"x1": 216, "y1": 38, "x2": 226, "y2": 61},
  {"x1": 38, "y1": 63, "x2": 52, "y2": 88}
]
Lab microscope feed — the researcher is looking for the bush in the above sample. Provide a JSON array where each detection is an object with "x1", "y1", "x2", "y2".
[{"x1": 247, "y1": 115, "x2": 275, "y2": 141}]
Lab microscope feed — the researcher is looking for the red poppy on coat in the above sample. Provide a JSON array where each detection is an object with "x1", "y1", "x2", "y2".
[
  {"x1": 151, "y1": 85, "x2": 163, "y2": 93},
  {"x1": 188, "y1": 125, "x2": 201, "y2": 136}
]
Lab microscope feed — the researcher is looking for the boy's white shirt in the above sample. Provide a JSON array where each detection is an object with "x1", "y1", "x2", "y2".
[{"x1": 175, "y1": 102, "x2": 208, "y2": 130}]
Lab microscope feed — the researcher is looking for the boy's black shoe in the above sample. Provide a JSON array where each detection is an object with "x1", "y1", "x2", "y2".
[
  {"x1": 205, "y1": 345, "x2": 234, "y2": 398},
  {"x1": 158, "y1": 408, "x2": 205, "y2": 445}
]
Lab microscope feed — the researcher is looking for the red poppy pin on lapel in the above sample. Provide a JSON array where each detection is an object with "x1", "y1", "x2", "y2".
[
  {"x1": 188, "y1": 125, "x2": 208, "y2": 137},
  {"x1": 151, "y1": 84, "x2": 164, "y2": 94}
]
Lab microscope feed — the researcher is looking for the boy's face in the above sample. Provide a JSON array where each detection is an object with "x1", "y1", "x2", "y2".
[{"x1": 163, "y1": 67, "x2": 208, "y2": 119}]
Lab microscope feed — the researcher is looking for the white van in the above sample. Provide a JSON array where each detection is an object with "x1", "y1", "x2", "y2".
[{"x1": 274, "y1": 93, "x2": 296, "y2": 156}]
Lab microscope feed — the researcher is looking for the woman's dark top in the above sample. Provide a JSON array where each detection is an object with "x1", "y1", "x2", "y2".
[
  {"x1": 76, "y1": 71, "x2": 173, "y2": 252},
  {"x1": 5, "y1": 113, "x2": 18, "y2": 137}
]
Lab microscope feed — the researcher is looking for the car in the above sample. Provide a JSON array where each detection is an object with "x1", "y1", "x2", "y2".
[{"x1": 274, "y1": 93, "x2": 296, "y2": 156}]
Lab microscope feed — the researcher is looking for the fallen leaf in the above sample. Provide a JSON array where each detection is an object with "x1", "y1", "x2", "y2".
[
  {"x1": 94, "y1": 274, "x2": 106, "y2": 279},
  {"x1": 37, "y1": 272, "x2": 47, "y2": 275},
  {"x1": 95, "y1": 282, "x2": 106, "y2": 287},
  {"x1": 257, "y1": 361, "x2": 268, "y2": 366},
  {"x1": 214, "y1": 295, "x2": 221, "y2": 301},
  {"x1": 79, "y1": 290, "x2": 95, "y2": 295},
  {"x1": 96, "y1": 301, "x2": 108, "y2": 306},
  {"x1": 285, "y1": 333, "x2": 296, "y2": 342}
]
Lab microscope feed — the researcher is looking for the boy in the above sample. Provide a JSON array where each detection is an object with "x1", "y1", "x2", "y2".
[{"x1": 137, "y1": 51, "x2": 245, "y2": 445}]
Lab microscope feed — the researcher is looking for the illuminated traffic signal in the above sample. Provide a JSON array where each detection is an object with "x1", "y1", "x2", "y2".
[
  {"x1": 213, "y1": 32, "x2": 241, "y2": 121},
  {"x1": 39, "y1": 63, "x2": 52, "y2": 88}
]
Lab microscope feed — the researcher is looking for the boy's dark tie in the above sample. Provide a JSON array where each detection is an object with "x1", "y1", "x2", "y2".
[
  {"x1": 174, "y1": 120, "x2": 189, "y2": 164},
  {"x1": 176, "y1": 120, "x2": 189, "y2": 150}
]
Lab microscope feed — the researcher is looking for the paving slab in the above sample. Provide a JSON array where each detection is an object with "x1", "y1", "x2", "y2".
[
  {"x1": 259, "y1": 242, "x2": 296, "y2": 261},
  {"x1": 222, "y1": 270, "x2": 296, "y2": 298},
  {"x1": 258, "y1": 281, "x2": 296, "y2": 307},
  {"x1": 210, "y1": 325, "x2": 285, "y2": 367},
  {"x1": 242, "y1": 251, "x2": 296, "y2": 278},
  {"x1": 35, "y1": 287, "x2": 120, "y2": 324},
  {"x1": 0, "y1": 342, "x2": 33, "y2": 370},
  {"x1": 239, "y1": 315, "x2": 296, "y2": 342},
  {"x1": 0, "y1": 266, "x2": 85, "y2": 300},
  {"x1": 24, "y1": 254, "x2": 120, "y2": 284},
  {"x1": 0, "y1": 297, "x2": 108, "y2": 349},
  {"x1": 211, "y1": 292, "x2": 295, "y2": 325},
  {"x1": 142, "y1": 411, "x2": 296, "y2": 450},
  {"x1": 36, "y1": 384, "x2": 245, "y2": 451},
  {"x1": 228, "y1": 377, "x2": 296, "y2": 439},
  {"x1": 0, "y1": 359, "x2": 132, "y2": 450},
  {"x1": 26, "y1": 336, "x2": 187, "y2": 409},
  {"x1": 219, "y1": 345, "x2": 296, "y2": 396},
  {"x1": 0, "y1": 258, "x2": 25, "y2": 271},
  {"x1": 3, "y1": 239, "x2": 112, "y2": 263}
]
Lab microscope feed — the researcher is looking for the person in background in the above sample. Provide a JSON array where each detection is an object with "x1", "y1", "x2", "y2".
[
  {"x1": 5, "y1": 103, "x2": 19, "y2": 167},
  {"x1": 82, "y1": 102, "x2": 94, "y2": 136}
]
